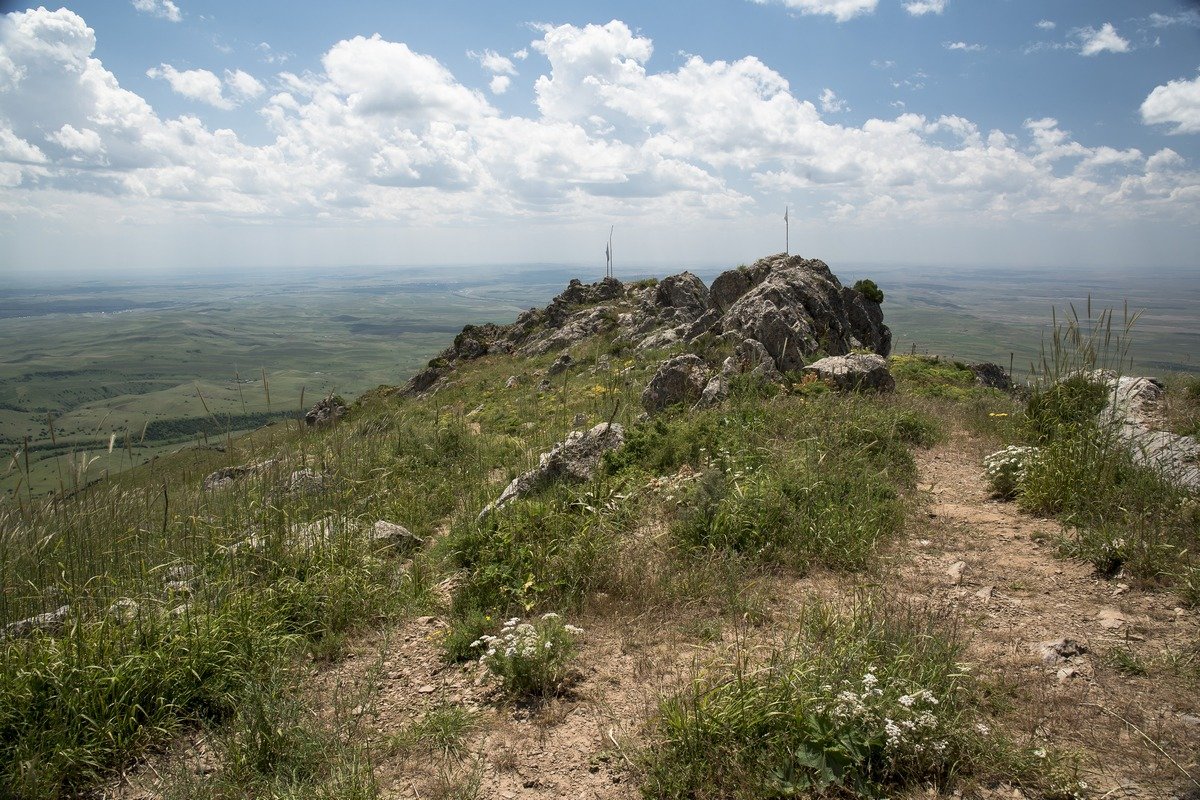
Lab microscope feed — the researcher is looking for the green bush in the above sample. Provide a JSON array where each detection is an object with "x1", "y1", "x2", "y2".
[
  {"x1": 1023, "y1": 374, "x2": 1107, "y2": 444},
  {"x1": 853, "y1": 278, "x2": 885, "y2": 304}
]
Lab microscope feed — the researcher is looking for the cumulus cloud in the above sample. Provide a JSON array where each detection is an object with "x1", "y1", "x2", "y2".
[
  {"x1": 750, "y1": 0, "x2": 878, "y2": 23},
  {"x1": 489, "y1": 75, "x2": 511, "y2": 95},
  {"x1": 468, "y1": 49, "x2": 516, "y2": 75},
  {"x1": 224, "y1": 68, "x2": 264, "y2": 101},
  {"x1": 1077, "y1": 23, "x2": 1130, "y2": 56},
  {"x1": 1141, "y1": 72, "x2": 1200, "y2": 135},
  {"x1": 904, "y1": 0, "x2": 946, "y2": 17},
  {"x1": 147, "y1": 64, "x2": 232, "y2": 109},
  {"x1": 1036, "y1": 20, "x2": 1056, "y2": 30},
  {"x1": 131, "y1": 0, "x2": 181, "y2": 23},
  {"x1": 944, "y1": 41, "x2": 985, "y2": 52},
  {"x1": 819, "y1": 88, "x2": 847, "y2": 113},
  {"x1": 0, "y1": 9, "x2": 1196, "y2": 231}
]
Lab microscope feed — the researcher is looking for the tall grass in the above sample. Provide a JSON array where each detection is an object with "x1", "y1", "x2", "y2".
[{"x1": 1000, "y1": 302, "x2": 1200, "y2": 603}]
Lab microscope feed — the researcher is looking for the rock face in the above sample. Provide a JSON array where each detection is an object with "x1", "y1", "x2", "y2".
[
  {"x1": 969, "y1": 362, "x2": 1013, "y2": 391},
  {"x1": 804, "y1": 354, "x2": 896, "y2": 393},
  {"x1": 395, "y1": 252, "x2": 891, "y2": 400},
  {"x1": 480, "y1": 423, "x2": 625, "y2": 518},
  {"x1": 642, "y1": 354, "x2": 709, "y2": 413}
]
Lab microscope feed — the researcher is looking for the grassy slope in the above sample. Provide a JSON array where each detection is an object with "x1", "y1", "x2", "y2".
[{"x1": 1, "y1": 301, "x2": 1197, "y2": 797}]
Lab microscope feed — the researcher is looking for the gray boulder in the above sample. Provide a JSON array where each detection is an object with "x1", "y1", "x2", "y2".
[
  {"x1": 370, "y1": 520, "x2": 424, "y2": 550},
  {"x1": 709, "y1": 267, "x2": 754, "y2": 314},
  {"x1": 480, "y1": 423, "x2": 625, "y2": 518},
  {"x1": 203, "y1": 459, "x2": 277, "y2": 491},
  {"x1": 641, "y1": 354, "x2": 709, "y2": 413},
  {"x1": 548, "y1": 352, "x2": 574, "y2": 376},
  {"x1": 969, "y1": 362, "x2": 1013, "y2": 391},
  {"x1": 1086, "y1": 372, "x2": 1200, "y2": 490},
  {"x1": 3, "y1": 605, "x2": 70, "y2": 640},
  {"x1": 804, "y1": 354, "x2": 895, "y2": 393},
  {"x1": 283, "y1": 468, "x2": 326, "y2": 495}
]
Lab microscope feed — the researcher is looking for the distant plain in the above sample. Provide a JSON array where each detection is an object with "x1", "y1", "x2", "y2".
[{"x1": 2, "y1": 260, "x2": 1197, "y2": 496}]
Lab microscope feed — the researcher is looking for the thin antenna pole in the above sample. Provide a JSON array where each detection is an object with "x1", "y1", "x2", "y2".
[
  {"x1": 609, "y1": 226, "x2": 614, "y2": 278},
  {"x1": 784, "y1": 206, "x2": 790, "y2": 255}
]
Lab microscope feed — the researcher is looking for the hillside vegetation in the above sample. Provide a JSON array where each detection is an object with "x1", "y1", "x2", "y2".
[{"x1": 1, "y1": 257, "x2": 1197, "y2": 800}]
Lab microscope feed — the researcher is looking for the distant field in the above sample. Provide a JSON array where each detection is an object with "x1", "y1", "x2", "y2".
[
  {"x1": 3, "y1": 261, "x2": 1197, "y2": 498},
  {"x1": 0, "y1": 266, "x2": 576, "y2": 497}
]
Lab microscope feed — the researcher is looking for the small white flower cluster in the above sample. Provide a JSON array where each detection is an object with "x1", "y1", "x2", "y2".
[
  {"x1": 817, "y1": 671, "x2": 949, "y2": 758},
  {"x1": 472, "y1": 612, "x2": 583, "y2": 697},
  {"x1": 983, "y1": 445, "x2": 1039, "y2": 498}
]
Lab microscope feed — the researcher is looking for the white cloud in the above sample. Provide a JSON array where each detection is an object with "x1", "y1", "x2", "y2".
[
  {"x1": 944, "y1": 41, "x2": 985, "y2": 52},
  {"x1": 489, "y1": 75, "x2": 511, "y2": 95},
  {"x1": 750, "y1": 0, "x2": 878, "y2": 23},
  {"x1": 819, "y1": 88, "x2": 847, "y2": 113},
  {"x1": 1077, "y1": 23, "x2": 1130, "y2": 56},
  {"x1": 46, "y1": 123, "x2": 104, "y2": 156},
  {"x1": 256, "y1": 41, "x2": 291, "y2": 65},
  {"x1": 223, "y1": 68, "x2": 264, "y2": 101},
  {"x1": 1141, "y1": 72, "x2": 1200, "y2": 135},
  {"x1": 512, "y1": 48, "x2": 529, "y2": 61},
  {"x1": 904, "y1": 0, "x2": 946, "y2": 16},
  {"x1": 131, "y1": 0, "x2": 181, "y2": 23},
  {"x1": 1036, "y1": 19, "x2": 1056, "y2": 31},
  {"x1": 468, "y1": 49, "x2": 516, "y2": 75},
  {"x1": 1147, "y1": 11, "x2": 1200, "y2": 28},
  {"x1": 147, "y1": 64, "x2": 232, "y2": 109},
  {"x1": 0, "y1": 9, "x2": 1196, "y2": 235}
]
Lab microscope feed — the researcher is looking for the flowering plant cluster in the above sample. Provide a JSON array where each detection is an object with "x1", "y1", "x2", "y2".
[
  {"x1": 472, "y1": 613, "x2": 582, "y2": 697},
  {"x1": 983, "y1": 445, "x2": 1039, "y2": 498},
  {"x1": 811, "y1": 670, "x2": 957, "y2": 771}
]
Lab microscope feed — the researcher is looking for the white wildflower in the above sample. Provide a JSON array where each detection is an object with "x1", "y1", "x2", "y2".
[
  {"x1": 564, "y1": 624, "x2": 584, "y2": 635},
  {"x1": 862, "y1": 672, "x2": 878, "y2": 689},
  {"x1": 898, "y1": 694, "x2": 916, "y2": 707},
  {"x1": 975, "y1": 722, "x2": 990, "y2": 736},
  {"x1": 540, "y1": 612, "x2": 560, "y2": 620}
]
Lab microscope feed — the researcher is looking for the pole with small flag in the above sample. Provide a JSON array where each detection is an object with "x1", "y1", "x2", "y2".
[
  {"x1": 605, "y1": 226, "x2": 614, "y2": 279},
  {"x1": 784, "y1": 206, "x2": 790, "y2": 255}
]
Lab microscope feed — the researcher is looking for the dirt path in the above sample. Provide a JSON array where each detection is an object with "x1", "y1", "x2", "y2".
[{"x1": 902, "y1": 437, "x2": 1200, "y2": 799}]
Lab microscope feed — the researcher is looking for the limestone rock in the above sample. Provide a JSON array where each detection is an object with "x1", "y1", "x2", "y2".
[
  {"x1": 371, "y1": 520, "x2": 424, "y2": 550},
  {"x1": 283, "y1": 468, "x2": 326, "y2": 495},
  {"x1": 2, "y1": 605, "x2": 70, "y2": 640},
  {"x1": 969, "y1": 362, "x2": 1013, "y2": 391},
  {"x1": 305, "y1": 394, "x2": 347, "y2": 427},
  {"x1": 479, "y1": 423, "x2": 625, "y2": 518},
  {"x1": 203, "y1": 459, "x2": 277, "y2": 491},
  {"x1": 641, "y1": 354, "x2": 709, "y2": 413},
  {"x1": 804, "y1": 353, "x2": 895, "y2": 393},
  {"x1": 548, "y1": 352, "x2": 574, "y2": 376},
  {"x1": 655, "y1": 272, "x2": 709, "y2": 318}
]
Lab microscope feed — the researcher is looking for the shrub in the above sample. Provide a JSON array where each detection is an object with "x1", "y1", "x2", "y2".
[
  {"x1": 853, "y1": 278, "x2": 884, "y2": 304},
  {"x1": 983, "y1": 445, "x2": 1039, "y2": 498},
  {"x1": 1023, "y1": 374, "x2": 1107, "y2": 444},
  {"x1": 642, "y1": 597, "x2": 1071, "y2": 799},
  {"x1": 472, "y1": 613, "x2": 583, "y2": 698}
]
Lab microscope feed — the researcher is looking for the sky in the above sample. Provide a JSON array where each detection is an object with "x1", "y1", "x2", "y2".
[{"x1": 0, "y1": 1, "x2": 1198, "y2": 276}]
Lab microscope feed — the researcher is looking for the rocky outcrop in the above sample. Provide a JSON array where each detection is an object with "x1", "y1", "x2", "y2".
[
  {"x1": 479, "y1": 423, "x2": 625, "y2": 518},
  {"x1": 718, "y1": 255, "x2": 890, "y2": 372},
  {"x1": 396, "y1": 253, "x2": 890, "y2": 398},
  {"x1": 370, "y1": 521, "x2": 424, "y2": 551},
  {"x1": 804, "y1": 354, "x2": 895, "y2": 393},
  {"x1": 641, "y1": 354, "x2": 709, "y2": 413}
]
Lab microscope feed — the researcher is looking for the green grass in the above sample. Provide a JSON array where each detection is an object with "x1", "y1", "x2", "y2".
[{"x1": 641, "y1": 596, "x2": 1076, "y2": 799}]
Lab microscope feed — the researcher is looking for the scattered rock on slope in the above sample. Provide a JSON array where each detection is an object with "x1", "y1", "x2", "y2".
[
  {"x1": 203, "y1": 459, "x2": 277, "y2": 491},
  {"x1": 305, "y1": 394, "x2": 347, "y2": 426},
  {"x1": 479, "y1": 423, "x2": 625, "y2": 519},
  {"x1": 641, "y1": 354, "x2": 709, "y2": 413},
  {"x1": 2, "y1": 605, "x2": 71, "y2": 640},
  {"x1": 804, "y1": 353, "x2": 896, "y2": 393}
]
